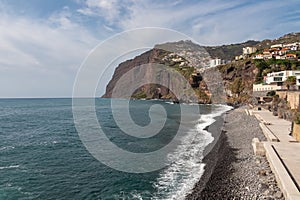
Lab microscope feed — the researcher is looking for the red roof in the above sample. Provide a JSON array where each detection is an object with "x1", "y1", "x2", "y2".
[{"x1": 286, "y1": 54, "x2": 296, "y2": 57}]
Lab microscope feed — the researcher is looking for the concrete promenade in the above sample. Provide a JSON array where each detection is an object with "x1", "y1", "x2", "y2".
[{"x1": 250, "y1": 109, "x2": 300, "y2": 200}]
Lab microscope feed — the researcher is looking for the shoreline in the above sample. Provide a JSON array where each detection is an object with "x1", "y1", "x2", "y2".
[{"x1": 186, "y1": 107, "x2": 284, "y2": 199}]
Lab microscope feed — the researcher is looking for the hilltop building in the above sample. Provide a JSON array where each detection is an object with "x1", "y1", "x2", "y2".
[
  {"x1": 243, "y1": 47, "x2": 257, "y2": 55},
  {"x1": 270, "y1": 44, "x2": 283, "y2": 48},
  {"x1": 210, "y1": 58, "x2": 222, "y2": 67}
]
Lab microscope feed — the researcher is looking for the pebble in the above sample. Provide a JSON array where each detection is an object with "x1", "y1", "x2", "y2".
[{"x1": 186, "y1": 107, "x2": 284, "y2": 200}]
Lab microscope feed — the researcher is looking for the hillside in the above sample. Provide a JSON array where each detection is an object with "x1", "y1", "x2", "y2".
[
  {"x1": 204, "y1": 40, "x2": 259, "y2": 60},
  {"x1": 102, "y1": 32, "x2": 300, "y2": 105},
  {"x1": 204, "y1": 32, "x2": 300, "y2": 60},
  {"x1": 256, "y1": 32, "x2": 300, "y2": 50}
]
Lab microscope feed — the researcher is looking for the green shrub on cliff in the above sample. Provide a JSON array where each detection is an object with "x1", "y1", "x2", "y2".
[
  {"x1": 254, "y1": 60, "x2": 269, "y2": 84},
  {"x1": 266, "y1": 91, "x2": 276, "y2": 96},
  {"x1": 230, "y1": 77, "x2": 244, "y2": 95},
  {"x1": 131, "y1": 91, "x2": 147, "y2": 99}
]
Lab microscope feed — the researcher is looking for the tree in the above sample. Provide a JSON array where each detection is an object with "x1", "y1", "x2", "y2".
[
  {"x1": 285, "y1": 76, "x2": 296, "y2": 90},
  {"x1": 266, "y1": 90, "x2": 276, "y2": 96}
]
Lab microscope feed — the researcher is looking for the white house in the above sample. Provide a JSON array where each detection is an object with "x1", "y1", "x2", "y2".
[
  {"x1": 253, "y1": 54, "x2": 264, "y2": 59},
  {"x1": 296, "y1": 76, "x2": 300, "y2": 89},
  {"x1": 271, "y1": 44, "x2": 283, "y2": 48},
  {"x1": 286, "y1": 54, "x2": 297, "y2": 60},
  {"x1": 265, "y1": 70, "x2": 300, "y2": 85},
  {"x1": 283, "y1": 42, "x2": 299, "y2": 50},
  {"x1": 243, "y1": 47, "x2": 257, "y2": 55},
  {"x1": 276, "y1": 55, "x2": 286, "y2": 60},
  {"x1": 253, "y1": 71, "x2": 300, "y2": 92},
  {"x1": 210, "y1": 58, "x2": 222, "y2": 67},
  {"x1": 263, "y1": 53, "x2": 272, "y2": 60}
]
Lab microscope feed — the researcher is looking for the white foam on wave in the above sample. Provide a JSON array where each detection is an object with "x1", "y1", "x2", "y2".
[
  {"x1": 0, "y1": 146, "x2": 15, "y2": 151},
  {"x1": 151, "y1": 104, "x2": 232, "y2": 200},
  {"x1": 164, "y1": 102, "x2": 174, "y2": 105},
  {"x1": 114, "y1": 190, "x2": 151, "y2": 200},
  {"x1": 0, "y1": 165, "x2": 20, "y2": 170}
]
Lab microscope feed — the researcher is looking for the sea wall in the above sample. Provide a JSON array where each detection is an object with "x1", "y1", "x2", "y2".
[
  {"x1": 292, "y1": 123, "x2": 300, "y2": 141},
  {"x1": 276, "y1": 91, "x2": 300, "y2": 110},
  {"x1": 253, "y1": 91, "x2": 268, "y2": 97}
]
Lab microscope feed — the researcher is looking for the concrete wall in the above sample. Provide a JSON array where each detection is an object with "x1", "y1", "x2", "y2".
[
  {"x1": 253, "y1": 84, "x2": 283, "y2": 92},
  {"x1": 292, "y1": 123, "x2": 300, "y2": 141},
  {"x1": 253, "y1": 91, "x2": 268, "y2": 97},
  {"x1": 276, "y1": 91, "x2": 300, "y2": 110}
]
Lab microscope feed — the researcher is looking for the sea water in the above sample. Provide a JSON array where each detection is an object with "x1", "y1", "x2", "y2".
[{"x1": 0, "y1": 98, "x2": 230, "y2": 200}]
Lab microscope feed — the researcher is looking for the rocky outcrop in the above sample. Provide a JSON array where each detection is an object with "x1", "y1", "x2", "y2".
[
  {"x1": 270, "y1": 95, "x2": 296, "y2": 121},
  {"x1": 217, "y1": 59, "x2": 258, "y2": 105},
  {"x1": 199, "y1": 67, "x2": 227, "y2": 104},
  {"x1": 102, "y1": 43, "x2": 212, "y2": 103}
]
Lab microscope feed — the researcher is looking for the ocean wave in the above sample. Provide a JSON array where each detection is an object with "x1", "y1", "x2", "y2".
[
  {"x1": 114, "y1": 190, "x2": 152, "y2": 200},
  {"x1": 0, "y1": 146, "x2": 15, "y2": 151},
  {"x1": 151, "y1": 104, "x2": 232, "y2": 200},
  {"x1": 0, "y1": 165, "x2": 20, "y2": 170}
]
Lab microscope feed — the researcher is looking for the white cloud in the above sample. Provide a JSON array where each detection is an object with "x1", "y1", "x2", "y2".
[
  {"x1": 77, "y1": 0, "x2": 131, "y2": 24},
  {"x1": 0, "y1": 9, "x2": 99, "y2": 97},
  {"x1": 100, "y1": 0, "x2": 300, "y2": 45},
  {"x1": 49, "y1": 6, "x2": 78, "y2": 30}
]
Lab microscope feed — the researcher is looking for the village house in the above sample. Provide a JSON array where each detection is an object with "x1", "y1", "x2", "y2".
[
  {"x1": 253, "y1": 70, "x2": 300, "y2": 92},
  {"x1": 254, "y1": 54, "x2": 264, "y2": 59},
  {"x1": 278, "y1": 48, "x2": 288, "y2": 55},
  {"x1": 283, "y1": 42, "x2": 299, "y2": 51},
  {"x1": 270, "y1": 44, "x2": 283, "y2": 48},
  {"x1": 266, "y1": 70, "x2": 300, "y2": 86},
  {"x1": 210, "y1": 58, "x2": 222, "y2": 67},
  {"x1": 275, "y1": 55, "x2": 286, "y2": 60},
  {"x1": 235, "y1": 55, "x2": 245, "y2": 60},
  {"x1": 297, "y1": 76, "x2": 300, "y2": 89},
  {"x1": 263, "y1": 52, "x2": 272, "y2": 59},
  {"x1": 286, "y1": 53, "x2": 297, "y2": 60},
  {"x1": 243, "y1": 46, "x2": 257, "y2": 55}
]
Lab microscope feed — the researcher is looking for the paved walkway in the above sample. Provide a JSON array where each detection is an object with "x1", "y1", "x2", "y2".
[
  {"x1": 251, "y1": 108, "x2": 300, "y2": 200},
  {"x1": 253, "y1": 110, "x2": 296, "y2": 142}
]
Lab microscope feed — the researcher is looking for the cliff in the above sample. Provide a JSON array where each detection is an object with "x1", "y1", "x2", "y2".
[
  {"x1": 102, "y1": 45, "x2": 211, "y2": 103},
  {"x1": 217, "y1": 59, "x2": 258, "y2": 105}
]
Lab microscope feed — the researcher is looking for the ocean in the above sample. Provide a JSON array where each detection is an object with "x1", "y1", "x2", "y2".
[{"x1": 0, "y1": 98, "x2": 231, "y2": 200}]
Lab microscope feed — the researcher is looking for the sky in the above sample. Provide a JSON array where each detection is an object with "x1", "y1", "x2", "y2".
[{"x1": 1, "y1": 0, "x2": 300, "y2": 98}]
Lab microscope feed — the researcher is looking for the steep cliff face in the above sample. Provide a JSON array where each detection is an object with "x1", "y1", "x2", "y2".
[
  {"x1": 102, "y1": 48, "x2": 165, "y2": 98},
  {"x1": 217, "y1": 59, "x2": 258, "y2": 105},
  {"x1": 102, "y1": 42, "x2": 211, "y2": 103}
]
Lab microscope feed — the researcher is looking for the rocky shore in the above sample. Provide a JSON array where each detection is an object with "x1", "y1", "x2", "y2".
[{"x1": 186, "y1": 107, "x2": 284, "y2": 200}]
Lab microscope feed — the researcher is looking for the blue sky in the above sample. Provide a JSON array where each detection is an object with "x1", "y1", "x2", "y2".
[{"x1": 1, "y1": 0, "x2": 300, "y2": 98}]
